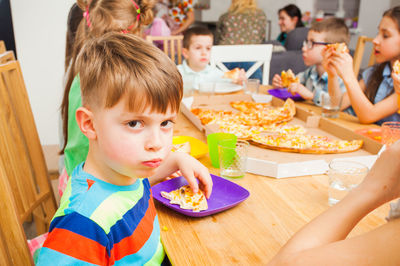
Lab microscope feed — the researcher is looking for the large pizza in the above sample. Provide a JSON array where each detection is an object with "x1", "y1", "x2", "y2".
[{"x1": 191, "y1": 99, "x2": 363, "y2": 154}]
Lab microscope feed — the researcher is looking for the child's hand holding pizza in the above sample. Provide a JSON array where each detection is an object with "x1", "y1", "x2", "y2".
[
  {"x1": 325, "y1": 43, "x2": 354, "y2": 81},
  {"x1": 272, "y1": 74, "x2": 283, "y2": 88},
  {"x1": 224, "y1": 68, "x2": 246, "y2": 85}
]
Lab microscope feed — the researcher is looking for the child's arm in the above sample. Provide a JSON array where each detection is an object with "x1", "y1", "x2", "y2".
[
  {"x1": 268, "y1": 142, "x2": 400, "y2": 265},
  {"x1": 149, "y1": 152, "x2": 213, "y2": 198},
  {"x1": 323, "y1": 47, "x2": 350, "y2": 109},
  {"x1": 392, "y1": 72, "x2": 400, "y2": 95},
  {"x1": 287, "y1": 83, "x2": 313, "y2": 100},
  {"x1": 329, "y1": 51, "x2": 398, "y2": 123}
]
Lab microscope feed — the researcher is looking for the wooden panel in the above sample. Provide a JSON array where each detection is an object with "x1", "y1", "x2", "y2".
[
  {"x1": 0, "y1": 60, "x2": 57, "y2": 238},
  {"x1": 0, "y1": 159, "x2": 33, "y2": 265},
  {"x1": 146, "y1": 35, "x2": 184, "y2": 64},
  {"x1": 0, "y1": 40, "x2": 5, "y2": 53}
]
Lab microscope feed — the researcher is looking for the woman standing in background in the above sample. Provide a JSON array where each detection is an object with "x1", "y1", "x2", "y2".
[
  {"x1": 276, "y1": 4, "x2": 304, "y2": 46},
  {"x1": 215, "y1": 0, "x2": 267, "y2": 45},
  {"x1": 167, "y1": 0, "x2": 195, "y2": 35}
]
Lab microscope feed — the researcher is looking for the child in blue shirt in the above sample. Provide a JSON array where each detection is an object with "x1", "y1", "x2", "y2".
[
  {"x1": 272, "y1": 18, "x2": 349, "y2": 106},
  {"x1": 324, "y1": 6, "x2": 400, "y2": 125}
]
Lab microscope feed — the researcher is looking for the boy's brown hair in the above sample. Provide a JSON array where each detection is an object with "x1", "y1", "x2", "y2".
[
  {"x1": 75, "y1": 32, "x2": 182, "y2": 114},
  {"x1": 183, "y1": 26, "x2": 213, "y2": 48},
  {"x1": 61, "y1": 0, "x2": 156, "y2": 154},
  {"x1": 310, "y1": 17, "x2": 350, "y2": 44}
]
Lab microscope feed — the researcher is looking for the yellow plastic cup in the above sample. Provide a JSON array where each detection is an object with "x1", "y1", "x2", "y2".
[{"x1": 207, "y1": 133, "x2": 237, "y2": 168}]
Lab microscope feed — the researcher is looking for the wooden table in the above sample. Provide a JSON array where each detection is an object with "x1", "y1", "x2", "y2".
[{"x1": 156, "y1": 102, "x2": 388, "y2": 265}]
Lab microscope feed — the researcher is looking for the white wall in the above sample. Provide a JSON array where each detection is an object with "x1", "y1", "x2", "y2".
[{"x1": 10, "y1": 0, "x2": 75, "y2": 145}]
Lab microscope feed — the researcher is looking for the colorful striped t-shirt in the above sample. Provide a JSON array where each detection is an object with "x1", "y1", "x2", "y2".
[{"x1": 37, "y1": 163, "x2": 164, "y2": 265}]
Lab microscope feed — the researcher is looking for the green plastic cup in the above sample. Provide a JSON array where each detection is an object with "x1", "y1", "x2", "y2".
[{"x1": 207, "y1": 133, "x2": 237, "y2": 168}]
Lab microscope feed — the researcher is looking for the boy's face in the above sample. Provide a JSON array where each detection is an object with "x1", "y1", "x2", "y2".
[
  {"x1": 302, "y1": 30, "x2": 327, "y2": 66},
  {"x1": 91, "y1": 98, "x2": 177, "y2": 183},
  {"x1": 182, "y1": 35, "x2": 213, "y2": 72}
]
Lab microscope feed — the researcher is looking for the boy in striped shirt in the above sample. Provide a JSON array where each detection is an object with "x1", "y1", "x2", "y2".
[{"x1": 37, "y1": 32, "x2": 212, "y2": 265}]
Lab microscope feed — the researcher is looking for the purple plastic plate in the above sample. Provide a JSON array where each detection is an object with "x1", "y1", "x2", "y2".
[
  {"x1": 268, "y1": 88, "x2": 303, "y2": 101},
  {"x1": 152, "y1": 174, "x2": 250, "y2": 217}
]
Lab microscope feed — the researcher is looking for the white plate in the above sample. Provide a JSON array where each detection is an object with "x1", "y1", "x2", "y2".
[{"x1": 214, "y1": 82, "x2": 243, "y2": 94}]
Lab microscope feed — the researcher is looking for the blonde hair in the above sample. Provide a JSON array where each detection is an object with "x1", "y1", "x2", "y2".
[
  {"x1": 61, "y1": 0, "x2": 156, "y2": 153},
  {"x1": 75, "y1": 32, "x2": 182, "y2": 114},
  {"x1": 229, "y1": 0, "x2": 258, "y2": 13}
]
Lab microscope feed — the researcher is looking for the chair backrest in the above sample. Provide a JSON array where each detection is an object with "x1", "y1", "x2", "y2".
[
  {"x1": 0, "y1": 60, "x2": 57, "y2": 265},
  {"x1": 210, "y1": 44, "x2": 273, "y2": 85},
  {"x1": 285, "y1": 27, "x2": 309, "y2": 51},
  {"x1": 0, "y1": 40, "x2": 6, "y2": 53},
  {"x1": 146, "y1": 35, "x2": 183, "y2": 64},
  {"x1": 0, "y1": 50, "x2": 15, "y2": 64},
  {"x1": 353, "y1": 35, "x2": 375, "y2": 78}
]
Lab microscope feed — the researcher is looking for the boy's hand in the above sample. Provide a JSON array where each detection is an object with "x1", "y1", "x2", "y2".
[
  {"x1": 150, "y1": 152, "x2": 213, "y2": 198},
  {"x1": 392, "y1": 71, "x2": 400, "y2": 95},
  {"x1": 233, "y1": 69, "x2": 247, "y2": 85},
  {"x1": 272, "y1": 74, "x2": 283, "y2": 88},
  {"x1": 288, "y1": 83, "x2": 313, "y2": 100},
  {"x1": 171, "y1": 153, "x2": 213, "y2": 198}
]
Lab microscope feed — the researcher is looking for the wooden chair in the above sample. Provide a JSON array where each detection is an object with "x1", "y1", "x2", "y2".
[
  {"x1": 0, "y1": 61, "x2": 57, "y2": 265},
  {"x1": 210, "y1": 44, "x2": 273, "y2": 85},
  {"x1": 353, "y1": 35, "x2": 375, "y2": 78},
  {"x1": 0, "y1": 40, "x2": 6, "y2": 53},
  {"x1": 0, "y1": 51, "x2": 15, "y2": 64},
  {"x1": 146, "y1": 35, "x2": 183, "y2": 64}
]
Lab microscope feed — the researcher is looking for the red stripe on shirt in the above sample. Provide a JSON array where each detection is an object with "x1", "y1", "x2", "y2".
[
  {"x1": 111, "y1": 196, "x2": 157, "y2": 261},
  {"x1": 43, "y1": 227, "x2": 109, "y2": 265}
]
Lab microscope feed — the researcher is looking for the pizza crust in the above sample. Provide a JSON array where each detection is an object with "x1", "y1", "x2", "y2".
[
  {"x1": 326, "y1": 43, "x2": 348, "y2": 53},
  {"x1": 224, "y1": 68, "x2": 240, "y2": 80},
  {"x1": 250, "y1": 135, "x2": 363, "y2": 154}
]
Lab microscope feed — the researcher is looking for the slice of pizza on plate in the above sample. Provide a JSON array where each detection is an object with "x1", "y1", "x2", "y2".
[{"x1": 161, "y1": 185, "x2": 208, "y2": 212}]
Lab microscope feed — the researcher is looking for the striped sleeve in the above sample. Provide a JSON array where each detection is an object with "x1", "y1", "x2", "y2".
[{"x1": 37, "y1": 212, "x2": 110, "y2": 265}]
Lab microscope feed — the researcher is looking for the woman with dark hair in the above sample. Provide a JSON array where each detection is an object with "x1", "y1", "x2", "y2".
[{"x1": 276, "y1": 4, "x2": 304, "y2": 45}]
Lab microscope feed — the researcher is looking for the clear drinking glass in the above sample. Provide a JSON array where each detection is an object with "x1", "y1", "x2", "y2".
[
  {"x1": 198, "y1": 82, "x2": 215, "y2": 96},
  {"x1": 244, "y1": 79, "x2": 260, "y2": 95},
  {"x1": 328, "y1": 160, "x2": 368, "y2": 206},
  {"x1": 321, "y1": 93, "x2": 343, "y2": 119},
  {"x1": 218, "y1": 140, "x2": 249, "y2": 179}
]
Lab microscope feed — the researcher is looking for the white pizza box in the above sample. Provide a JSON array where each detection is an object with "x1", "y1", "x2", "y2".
[{"x1": 180, "y1": 94, "x2": 382, "y2": 178}]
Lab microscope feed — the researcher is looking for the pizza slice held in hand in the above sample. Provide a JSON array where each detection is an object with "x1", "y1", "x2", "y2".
[
  {"x1": 326, "y1": 43, "x2": 348, "y2": 53},
  {"x1": 223, "y1": 68, "x2": 241, "y2": 81},
  {"x1": 281, "y1": 69, "x2": 299, "y2": 88}
]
